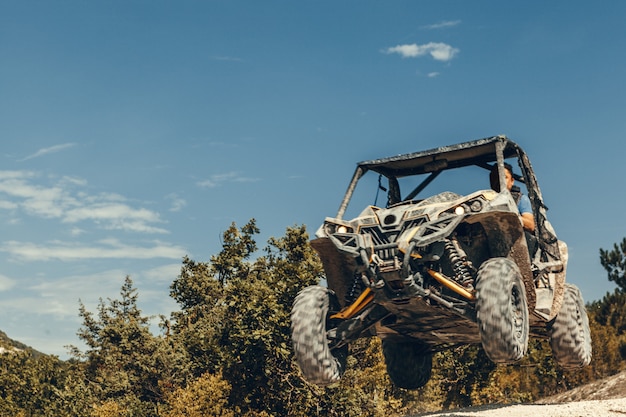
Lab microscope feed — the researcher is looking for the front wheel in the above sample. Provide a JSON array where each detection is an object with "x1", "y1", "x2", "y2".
[
  {"x1": 475, "y1": 257, "x2": 529, "y2": 363},
  {"x1": 549, "y1": 283, "x2": 592, "y2": 369},
  {"x1": 290, "y1": 285, "x2": 347, "y2": 386}
]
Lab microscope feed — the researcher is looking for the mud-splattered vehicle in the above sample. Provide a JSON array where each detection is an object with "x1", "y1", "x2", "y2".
[{"x1": 291, "y1": 136, "x2": 591, "y2": 389}]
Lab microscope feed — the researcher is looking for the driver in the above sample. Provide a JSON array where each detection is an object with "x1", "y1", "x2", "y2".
[{"x1": 490, "y1": 163, "x2": 535, "y2": 232}]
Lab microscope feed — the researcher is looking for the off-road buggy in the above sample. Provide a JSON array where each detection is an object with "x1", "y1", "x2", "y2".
[{"x1": 291, "y1": 135, "x2": 592, "y2": 389}]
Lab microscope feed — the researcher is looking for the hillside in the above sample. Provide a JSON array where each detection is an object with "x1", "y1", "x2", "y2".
[
  {"x1": 415, "y1": 370, "x2": 626, "y2": 417},
  {"x1": 537, "y1": 369, "x2": 626, "y2": 403},
  {"x1": 0, "y1": 330, "x2": 44, "y2": 356}
]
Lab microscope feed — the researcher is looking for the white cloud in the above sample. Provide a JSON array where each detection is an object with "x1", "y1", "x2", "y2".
[
  {"x1": 59, "y1": 176, "x2": 88, "y2": 187},
  {"x1": 0, "y1": 200, "x2": 18, "y2": 210},
  {"x1": 0, "y1": 177, "x2": 70, "y2": 218},
  {"x1": 0, "y1": 264, "x2": 180, "y2": 338},
  {"x1": 0, "y1": 296, "x2": 76, "y2": 321},
  {"x1": 19, "y1": 143, "x2": 77, "y2": 162},
  {"x1": 140, "y1": 263, "x2": 182, "y2": 284},
  {"x1": 0, "y1": 170, "x2": 36, "y2": 180},
  {"x1": 5, "y1": 264, "x2": 181, "y2": 320},
  {"x1": 3, "y1": 269, "x2": 131, "y2": 319},
  {"x1": 0, "y1": 239, "x2": 186, "y2": 262},
  {"x1": 64, "y1": 203, "x2": 165, "y2": 229},
  {"x1": 65, "y1": 202, "x2": 154, "y2": 224},
  {"x1": 197, "y1": 172, "x2": 260, "y2": 188},
  {"x1": 69, "y1": 227, "x2": 86, "y2": 236},
  {"x1": 421, "y1": 20, "x2": 461, "y2": 30},
  {"x1": 0, "y1": 170, "x2": 167, "y2": 234},
  {"x1": 166, "y1": 193, "x2": 187, "y2": 212},
  {"x1": 107, "y1": 221, "x2": 169, "y2": 234},
  {"x1": 383, "y1": 42, "x2": 460, "y2": 62},
  {"x1": 0, "y1": 274, "x2": 15, "y2": 291},
  {"x1": 197, "y1": 172, "x2": 238, "y2": 188}
]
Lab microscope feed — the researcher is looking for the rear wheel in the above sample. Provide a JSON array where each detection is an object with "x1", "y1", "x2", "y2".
[
  {"x1": 290, "y1": 285, "x2": 347, "y2": 386},
  {"x1": 550, "y1": 284, "x2": 592, "y2": 369},
  {"x1": 382, "y1": 339, "x2": 433, "y2": 389},
  {"x1": 475, "y1": 257, "x2": 529, "y2": 363}
]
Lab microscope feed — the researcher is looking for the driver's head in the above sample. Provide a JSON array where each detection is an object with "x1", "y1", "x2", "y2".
[{"x1": 490, "y1": 162, "x2": 515, "y2": 192}]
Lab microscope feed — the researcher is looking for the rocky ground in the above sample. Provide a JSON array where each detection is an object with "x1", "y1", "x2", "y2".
[{"x1": 414, "y1": 370, "x2": 626, "y2": 417}]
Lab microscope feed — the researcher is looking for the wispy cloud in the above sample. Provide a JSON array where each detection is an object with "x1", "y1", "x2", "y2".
[
  {"x1": 421, "y1": 20, "x2": 461, "y2": 30},
  {"x1": 383, "y1": 42, "x2": 460, "y2": 62},
  {"x1": 1, "y1": 264, "x2": 181, "y2": 327},
  {"x1": 70, "y1": 227, "x2": 86, "y2": 236},
  {"x1": 0, "y1": 238, "x2": 186, "y2": 262},
  {"x1": 166, "y1": 193, "x2": 187, "y2": 212},
  {"x1": 64, "y1": 204, "x2": 167, "y2": 233},
  {"x1": 139, "y1": 263, "x2": 182, "y2": 285},
  {"x1": 0, "y1": 171, "x2": 36, "y2": 180},
  {"x1": 196, "y1": 172, "x2": 260, "y2": 188},
  {"x1": 19, "y1": 143, "x2": 76, "y2": 162},
  {"x1": 4, "y1": 268, "x2": 138, "y2": 319},
  {"x1": 0, "y1": 170, "x2": 167, "y2": 233},
  {"x1": 0, "y1": 274, "x2": 15, "y2": 292},
  {"x1": 0, "y1": 200, "x2": 18, "y2": 210}
]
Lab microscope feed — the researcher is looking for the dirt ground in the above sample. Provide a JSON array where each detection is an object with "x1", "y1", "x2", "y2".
[{"x1": 414, "y1": 370, "x2": 626, "y2": 417}]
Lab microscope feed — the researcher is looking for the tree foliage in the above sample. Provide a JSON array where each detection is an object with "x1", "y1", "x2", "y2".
[
  {"x1": 600, "y1": 237, "x2": 626, "y2": 292},
  {"x1": 163, "y1": 372, "x2": 234, "y2": 417},
  {"x1": 69, "y1": 276, "x2": 187, "y2": 416},
  {"x1": 2, "y1": 225, "x2": 626, "y2": 416}
]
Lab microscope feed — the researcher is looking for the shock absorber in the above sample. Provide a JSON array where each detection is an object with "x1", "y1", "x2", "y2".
[
  {"x1": 345, "y1": 272, "x2": 365, "y2": 305},
  {"x1": 444, "y1": 237, "x2": 475, "y2": 289}
]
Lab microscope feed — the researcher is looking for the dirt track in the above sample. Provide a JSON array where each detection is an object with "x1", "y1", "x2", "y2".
[
  {"x1": 416, "y1": 398, "x2": 626, "y2": 416},
  {"x1": 414, "y1": 371, "x2": 626, "y2": 417}
]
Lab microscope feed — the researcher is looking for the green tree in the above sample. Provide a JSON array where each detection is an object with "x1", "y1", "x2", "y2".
[
  {"x1": 430, "y1": 346, "x2": 495, "y2": 409},
  {"x1": 167, "y1": 220, "x2": 263, "y2": 380},
  {"x1": 168, "y1": 255, "x2": 225, "y2": 378},
  {"x1": 0, "y1": 350, "x2": 85, "y2": 416},
  {"x1": 600, "y1": 237, "x2": 626, "y2": 292},
  {"x1": 589, "y1": 290, "x2": 626, "y2": 334},
  {"x1": 587, "y1": 292, "x2": 626, "y2": 371},
  {"x1": 211, "y1": 220, "x2": 260, "y2": 286},
  {"x1": 214, "y1": 223, "x2": 323, "y2": 415},
  {"x1": 169, "y1": 221, "x2": 381, "y2": 416},
  {"x1": 164, "y1": 372, "x2": 234, "y2": 417},
  {"x1": 71, "y1": 276, "x2": 182, "y2": 416}
]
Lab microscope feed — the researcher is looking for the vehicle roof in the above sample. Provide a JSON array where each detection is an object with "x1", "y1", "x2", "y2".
[{"x1": 356, "y1": 135, "x2": 522, "y2": 178}]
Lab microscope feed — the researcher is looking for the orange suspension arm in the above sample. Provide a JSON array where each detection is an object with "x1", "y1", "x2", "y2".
[
  {"x1": 427, "y1": 269, "x2": 475, "y2": 301},
  {"x1": 330, "y1": 287, "x2": 374, "y2": 319}
]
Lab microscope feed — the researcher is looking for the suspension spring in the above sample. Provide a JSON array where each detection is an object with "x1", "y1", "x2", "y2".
[
  {"x1": 444, "y1": 237, "x2": 475, "y2": 288},
  {"x1": 345, "y1": 272, "x2": 365, "y2": 305}
]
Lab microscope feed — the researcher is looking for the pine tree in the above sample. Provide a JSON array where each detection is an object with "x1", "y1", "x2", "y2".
[
  {"x1": 600, "y1": 238, "x2": 626, "y2": 292},
  {"x1": 71, "y1": 276, "x2": 181, "y2": 415}
]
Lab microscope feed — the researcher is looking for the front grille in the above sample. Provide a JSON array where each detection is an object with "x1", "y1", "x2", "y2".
[{"x1": 359, "y1": 216, "x2": 427, "y2": 261}]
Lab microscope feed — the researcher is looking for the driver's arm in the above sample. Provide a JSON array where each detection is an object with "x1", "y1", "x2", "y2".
[{"x1": 521, "y1": 212, "x2": 535, "y2": 232}]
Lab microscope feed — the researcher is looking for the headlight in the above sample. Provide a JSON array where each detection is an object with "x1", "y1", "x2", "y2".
[
  {"x1": 470, "y1": 199, "x2": 483, "y2": 212},
  {"x1": 440, "y1": 204, "x2": 469, "y2": 218},
  {"x1": 324, "y1": 222, "x2": 354, "y2": 235}
]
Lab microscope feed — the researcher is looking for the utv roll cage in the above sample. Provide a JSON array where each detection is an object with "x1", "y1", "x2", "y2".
[{"x1": 335, "y1": 135, "x2": 560, "y2": 264}]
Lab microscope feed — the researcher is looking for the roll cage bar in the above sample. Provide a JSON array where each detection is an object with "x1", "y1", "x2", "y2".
[{"x1": 336, "y1": 135, "x2": 559, "y2": 261}]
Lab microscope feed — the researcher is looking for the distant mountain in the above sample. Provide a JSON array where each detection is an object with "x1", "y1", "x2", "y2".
[{"x1": 0, "y1": 330, "x2": 45, "y2": 357}]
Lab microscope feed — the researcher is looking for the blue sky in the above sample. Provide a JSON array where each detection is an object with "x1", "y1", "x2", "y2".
[{"x1": 1, "y1": 1, "x2": 625, "y2": 357}]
